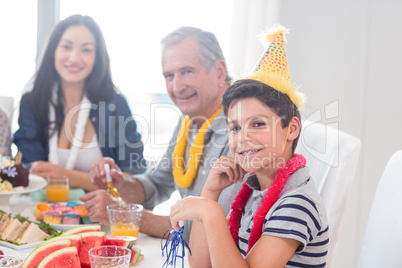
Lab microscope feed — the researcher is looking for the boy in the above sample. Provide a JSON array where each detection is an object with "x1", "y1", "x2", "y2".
[{"x1": 170, "y1": 26, "x2": 329, "y2": 267}]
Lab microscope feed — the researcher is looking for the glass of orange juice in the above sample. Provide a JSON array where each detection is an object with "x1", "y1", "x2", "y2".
[
  {"x1": 107, "y1": 203, "x2": 143, "y2": 238},
  {"x1": 46, "y1": 176, "x2": 69, "y2": 203}
]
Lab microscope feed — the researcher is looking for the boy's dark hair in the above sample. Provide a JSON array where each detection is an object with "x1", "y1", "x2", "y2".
[{"x1": 222, "y1": 79, "x2": 301, "y2": 153}]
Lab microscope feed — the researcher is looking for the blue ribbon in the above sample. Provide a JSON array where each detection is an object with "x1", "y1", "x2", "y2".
[{"x1": 161, "y1": 225, "x2": 192, "y2": 268}]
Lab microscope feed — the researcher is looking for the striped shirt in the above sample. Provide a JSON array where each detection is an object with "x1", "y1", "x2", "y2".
[{"x1": 238, "y1": 167, "x2": 329, "y2": 267}]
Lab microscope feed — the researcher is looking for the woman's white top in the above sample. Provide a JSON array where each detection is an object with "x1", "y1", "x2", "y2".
[{"x1": 57, "y1": 134, "x2": 102, "y2": 172}]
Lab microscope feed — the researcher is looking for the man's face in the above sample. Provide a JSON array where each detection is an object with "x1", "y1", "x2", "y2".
[{"x1": 162, "y1": 37, "x2": 224, "y2": 120}]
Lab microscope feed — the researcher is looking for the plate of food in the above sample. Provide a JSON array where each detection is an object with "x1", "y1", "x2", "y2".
[
  {"x1": 0, "y1": 174, "x2": 47, "y2": 196},
  {"x1": 33, "y1": 202, "x2": 94, "y2": 231},
  {"x1": 0, "y1": 157, "x2": 47, "y2": 196},
  {"x1": 0, "y1": 245, "x2": 20, "y2": 258},
  {"x1": 0, "y1": 212, "x2": 60, "y2": 250},
  {"x1": 0, "y1": 174, "x2": 47, "y2": 212}
]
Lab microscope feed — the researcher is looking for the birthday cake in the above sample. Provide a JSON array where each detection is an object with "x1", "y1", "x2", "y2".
[{"x1": 0, "y1": 155, "x2": 29, "y2": 188}]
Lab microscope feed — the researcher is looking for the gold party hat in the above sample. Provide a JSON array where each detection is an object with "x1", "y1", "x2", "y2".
[{"x1": 249, "y1": 25, "x2": 305, "y2": 108}]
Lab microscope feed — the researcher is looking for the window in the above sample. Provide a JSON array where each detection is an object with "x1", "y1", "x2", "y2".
[
  {"x1": 59, "y1": 0, "x2": 233, "y2": 160},
  {"x1": 0, "y1": 1, "x2": 37, "y2": 131}
]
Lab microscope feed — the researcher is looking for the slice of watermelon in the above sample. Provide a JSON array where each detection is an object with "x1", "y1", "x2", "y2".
[
  {"x1": 130, "y1": 246, "x2": 142, "y2": 265},
  {"x1": 104, "y1": 236, "x2": 137, "y2": 248},
  {"x1": 79, "y1": 231, "x2": 106, "y2": 268},
  {"x1": 137, "y1": 254, "x2": 145, "y2": 263},
  {"x1": 37, "y1": 247, "x2": 80, "y2": 268},
  {"x1": 62, "y1": 224, "x2": 101, "y2": 235},
  {"x1": 22, "y1": 239, "x2": 72, "y2": 268},
  {"x1": 39, "y1": 234, "x2": 82, "y2": 253}
]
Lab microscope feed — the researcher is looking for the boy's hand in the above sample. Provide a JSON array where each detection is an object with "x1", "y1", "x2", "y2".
[
  {"x1": 202, "y1": 156, "x2": 246, "y2": 199},
  {"x1": 170, "y1": 196, "x2": 219, "y2": 231}
]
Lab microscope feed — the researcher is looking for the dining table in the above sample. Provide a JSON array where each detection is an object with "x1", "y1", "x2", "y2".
[{"x1": 4, "y1": 191, "x2": 190, "y2": 267}]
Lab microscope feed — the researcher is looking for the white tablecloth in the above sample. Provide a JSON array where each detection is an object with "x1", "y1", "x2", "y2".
[{"x1": 6, "y1": 194, "x2": 189, "y2": 267}]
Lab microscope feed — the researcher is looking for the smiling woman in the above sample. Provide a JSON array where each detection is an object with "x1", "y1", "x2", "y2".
[
  {"x1": 13, "y1": 14, "x2": 147, "y2": 193},
  {"x1": 54, "y1": 25, "x2": 96, "y2": 87}
]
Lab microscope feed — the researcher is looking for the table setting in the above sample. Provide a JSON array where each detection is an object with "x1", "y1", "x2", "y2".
[{"x1": 0, "y1": 174, "x2": 190, "y2": 267}]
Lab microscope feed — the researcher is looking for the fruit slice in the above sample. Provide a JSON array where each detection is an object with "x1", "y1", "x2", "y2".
[
  {"x1": 40, "y1": 234, "x2": 82, "y2": 253},
  {"x1": 104, "y1": 236, "x2": 137, "y2": 248},
  {"x1": 22, "y1": 239, "x2": 72, "y2": 268},
  {"x1": 37, "y1": 247, "x2": 80, "y2": 268},
  {"x1": 79, "y1": 231, "x2": 106, "y2": 268},
  {"x1": 61, "y1": 224, "x2": 101, "y2": 235},
  {"x1": 130, "y1": 246, "x2": 141, "y2": 265},
  {"x1": 137, "y1": 254, "x2": 145, "y2": 263}
]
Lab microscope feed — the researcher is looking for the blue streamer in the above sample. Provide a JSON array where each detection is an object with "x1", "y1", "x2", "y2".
[{"x1": 161, "y1": 221, "x2": 191, "y2": 268}]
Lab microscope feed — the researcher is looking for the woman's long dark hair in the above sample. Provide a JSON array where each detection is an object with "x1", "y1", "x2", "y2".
[{"x1": 27, "y1": 14, "x2": 116, "y2": 140}]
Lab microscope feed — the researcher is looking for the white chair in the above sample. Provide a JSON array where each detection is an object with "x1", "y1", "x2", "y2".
[
  {"x1": 0, "y1": 96, "x2": 14, "y2": 122},
  {"x1": 357, "y1": 150, "x2": 402, "y2": 268},
  {"x1": 0, "y1": 96, "x2": 13, "y2": 156},
  {"x1": 295, "y1": 120, "x2": 361, "y2": 267}
]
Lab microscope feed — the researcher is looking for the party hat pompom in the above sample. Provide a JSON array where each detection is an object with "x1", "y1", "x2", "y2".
[
  {"x1": 259, "y1": 24, "x2": 288, "y2": 45},
  {"x1": 250, "y1": 24, "x2": 305, "y2": 109}
]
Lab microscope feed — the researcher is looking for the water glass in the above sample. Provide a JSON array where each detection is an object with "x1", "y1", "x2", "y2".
[
  {"x1": 88, "y1": 246, "x2": 131, "y2": 268},
  {"x1": 0, "y1": 255, "x2": 23, "y2": 268}
]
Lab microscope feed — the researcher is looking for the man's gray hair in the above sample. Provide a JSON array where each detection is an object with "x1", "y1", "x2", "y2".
[{"x1": 161, "y1": 26, "x2": 231, "y2": 82}]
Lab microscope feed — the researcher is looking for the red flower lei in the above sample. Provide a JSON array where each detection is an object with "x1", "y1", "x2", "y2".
[{"x1": 227, "y1": 153, "x2": 306, "y2": 255}]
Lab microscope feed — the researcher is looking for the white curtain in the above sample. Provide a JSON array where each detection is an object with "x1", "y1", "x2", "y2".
[{"x1": 228, "y1": 0, "x2": 281, "y2": 79}]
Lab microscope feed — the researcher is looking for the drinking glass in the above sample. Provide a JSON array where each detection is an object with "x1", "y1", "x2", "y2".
[
  {"x1": 107, "y1": 203, "x2": 143, "y2": 238},
  {"x1": 88, "y1": 246, "x2": 131, "y2": 268},
  {"x1": 46, "y1": 176, "x2": 69, "y2": 202},
  {"x1": 0, "y1": 255, "x2": 23, "y2": 268}
]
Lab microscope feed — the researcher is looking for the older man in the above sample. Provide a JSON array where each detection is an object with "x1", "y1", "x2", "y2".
[{"x1": 80, "y1": 27, "x2": 242, "y2": 240}]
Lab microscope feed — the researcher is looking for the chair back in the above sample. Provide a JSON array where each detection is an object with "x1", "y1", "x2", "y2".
[
  {"x1": 0, "y1": 96, "x2": 13, "y2": 121},
  {"x1": 357, "y1": 150, "x2": 402, "y2": 268},
  {"x1": 295, "y1": 120, "x2": 361, "y2": 267},
  {"x1": 0, "y1": 96, "x2": 14, "y2": 156}
]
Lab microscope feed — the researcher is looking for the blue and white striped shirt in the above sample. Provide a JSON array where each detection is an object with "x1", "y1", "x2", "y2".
[{"x1": 238, "y1": 167, "x2": 329, "y2": 267}]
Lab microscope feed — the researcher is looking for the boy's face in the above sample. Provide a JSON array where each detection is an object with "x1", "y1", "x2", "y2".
[{"x1": 227, "y1": 97, "x2": 290, "y2": 174}]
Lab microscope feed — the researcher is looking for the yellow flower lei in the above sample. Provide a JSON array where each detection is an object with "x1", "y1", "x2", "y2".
[{"x1": 173, "y1": 106, "x2": 223, "y2": 188}]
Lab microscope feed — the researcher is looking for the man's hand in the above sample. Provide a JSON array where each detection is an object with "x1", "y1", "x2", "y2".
[
  {"x1": 80, "y1": 190, "x2": 118, "y2": 225},
  {"x1": 89, "y1": 157, "x2": 125, "y2": 190}
]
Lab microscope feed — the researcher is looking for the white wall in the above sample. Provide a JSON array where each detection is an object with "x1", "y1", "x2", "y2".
[{"x1": 275, "y1": 1, "x2": 402, "y2": 267}]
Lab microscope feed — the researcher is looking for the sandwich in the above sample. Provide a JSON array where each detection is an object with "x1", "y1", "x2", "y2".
[
  {"x1": 1, "y1": 218, "x2": 23, "y2": 241},
  {"x1": 0, "y1": 214, "x2": 10, "y2": 236},
  {"x1": 0, "y1": 213, "x2": 49, "y2": 244},
  {"x1": 2, "y1": 220, "x2": 30, "y2": 243},
  {"x1": 17, "y1": 222, "x2": 49, "y2": 244}
]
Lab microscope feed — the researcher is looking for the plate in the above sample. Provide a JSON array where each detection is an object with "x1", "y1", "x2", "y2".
[
  {"x1": 26, "y1": 203, "x2": 93, "y2": 231},
  {"x1": 49, "y1": 222, "x2": 91, "y2": 231},
  {"x1": 0, "y1": 240, "x2": 42, "y2": 251},
  {"x1": 0, "y1": 174, "x2": 47, "y2": 212},
  {"x1": 0, "y1": 245, "x2": 20, "y2": 257},
  {"x1": 0, "y1": 174, "x2": 47, "y2": 196}
]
